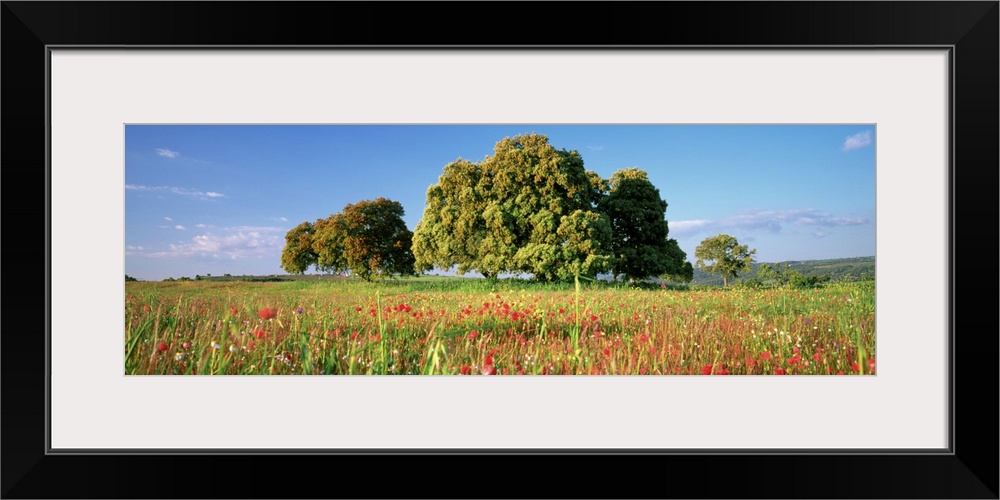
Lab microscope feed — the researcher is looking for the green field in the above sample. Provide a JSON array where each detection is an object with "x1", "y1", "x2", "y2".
[{"x1": 125, "y1": 277, "x2": 875, "y2": 375}]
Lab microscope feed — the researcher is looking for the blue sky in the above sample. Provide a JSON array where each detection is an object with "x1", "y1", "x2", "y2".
[{"x1": 125, "y1": 125, "x2": 875, "y2": 281}]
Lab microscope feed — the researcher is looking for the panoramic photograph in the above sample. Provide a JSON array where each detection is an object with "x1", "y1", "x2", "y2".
[{"x1": 124, "y1": 125, "x2": 876, "y2": 375}]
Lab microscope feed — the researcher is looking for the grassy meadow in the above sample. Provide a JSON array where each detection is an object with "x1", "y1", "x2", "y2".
[{"x1": 125, "y1": 277, "x2": 875, "y2": 376}]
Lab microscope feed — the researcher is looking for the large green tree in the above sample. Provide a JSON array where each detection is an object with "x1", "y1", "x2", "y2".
[
  {"x1": 413, "y1": 133, "x2": 612, "y2": 281},
  {"x1": 596, "y1": 167, "x2": 690, "y2": 282},
  {"x1": 694, "y1": 233, "x2": 756, "y2": 287},
  {"x1": 281, "y1": 198, "x2": 417, "y2": 281}
]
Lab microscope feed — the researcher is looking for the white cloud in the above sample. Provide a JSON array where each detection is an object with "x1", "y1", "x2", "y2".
[
  {"x1": 126, "y1": 245, "x2": 144, "y2": 251},
  {"x1": 155, "y1": 148, "x2": 180, "y2": 158},
  {"x1": 670, "y1": 209, "x2": 869, "y2": 237},
  {"x1": 175, "y1": 225, "x2": 186, "y2": 230},
  {"x1": 144, "y1": 227, "x2": 284, "y2": 261},
  {"x1": 125, "y1": 185, "x2": 225, "y2": 200},
  {"x1": 842, "y1": 130, "x2": 873, "y2": 151},
  {"x1": 163, "y1": 216, "x2": 173, "y2": 221},
  {"x1": 587, "y1": 145, "x2": 604, "y2": 152},
  {"x1": 195, "y1": 223, "x2": 208, "y2": 228},
  {"x1": 669, "y1": 220, "x2": 714, "y2": 236}
]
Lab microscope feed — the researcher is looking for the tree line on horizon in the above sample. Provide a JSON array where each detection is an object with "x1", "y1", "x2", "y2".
[{"x1": 280, "y1": 133, "x2": 758, "y2": 286}]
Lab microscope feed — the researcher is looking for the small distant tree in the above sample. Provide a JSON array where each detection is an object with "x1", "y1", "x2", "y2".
[
  {"x1": 282, "y1": 198, "x2": 417, "y2": 281},
  {"x1": 694, "y1": 234, "x2": 756, "y2": 288},
  {"x1": 125, "y1": 274, "x2": 138, "y2": 282}
]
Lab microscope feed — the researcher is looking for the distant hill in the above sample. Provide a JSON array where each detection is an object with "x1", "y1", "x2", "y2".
[{"x1": 689, "y1": 256, "x2": 875, "y2": 286}]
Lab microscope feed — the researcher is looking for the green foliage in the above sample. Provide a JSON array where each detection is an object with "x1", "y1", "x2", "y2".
[
  {"x1": 280, "y1": 221, "x2": 319, "y2": 274},
  {"x1": 281, "y1": 198, "x2": 417, "y2": 282},
  {"x1": 755, "y1": 262, "x2": 831, "y2": 288},
  {"x1": 694, "y1": 234, "x2": 756, "y2": 288},
  {"x1": 125, "y1": 274, "x2": 138, "y2": 282},
  {"x1": 413, "y1": 133, "x2": 612, "y2": 281},
  {"x1": 596, "y1": 168, "x2": 689, "y2": 282}
]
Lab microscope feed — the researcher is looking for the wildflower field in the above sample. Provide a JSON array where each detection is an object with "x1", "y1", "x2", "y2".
[{"x1": 125, "y1": 278, "x2": 875, "y2": 376}]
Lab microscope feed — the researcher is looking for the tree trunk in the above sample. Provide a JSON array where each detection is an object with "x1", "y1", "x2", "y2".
[{"x1": 723, "y1": 275, "x2": 728, "y2": 288}]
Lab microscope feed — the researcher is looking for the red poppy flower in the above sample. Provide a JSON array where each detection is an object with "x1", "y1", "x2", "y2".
[
  {"x1": 852, "y1": 362, "x2": 861, "y2": 372},
  {"x1": 701, "y1": 364, "x2": 713, "y2": 375},
  {"x1": 258, "y1": 307, "x2": 277, "y2": 320},
  {"x1": 760, "y1": 351, "x2": 772, "y2": 360},
  {"x1": 602, "y1": 349, "x2": 611, "y2": 357},
  {"x1": 482, "y1": 364, "x2": 496, "y2": 375},
  {"x1": 231, "y1": 307, "x2": 238, "y2": 315},
  {"x1": 460, "y1": 365, "x2": 471, "y2": 375},
  {"x1": 484, "y1": 355, "x2": 493, "y2": 366},
  {"x1": 181, "y1": 341, "x2": 191, "y2": 350},
  {"x1": 247, "y1": 341, "x2": 256, "y2": 351},
  {"x1": 775, "y1": 368, "x2": 786, "y2": 375},
  {"x1": 868, "y1": 359, "x2": 876, "y2": 371},
  {"x1": 638, "y1": 334, "x2": 649, "y2": 343},
  {"x1": 813, "y1": 353, "x2": 821, "y2": 362},
  {"x1": 157, "y1": 342, "x2": 168, "y2": 352},
  {"x1": 255, "y1": 330, "x2": 266, "y2": 339},
  {"x1": 467, "y1": 330, "x2": 479, "y2": 340}
]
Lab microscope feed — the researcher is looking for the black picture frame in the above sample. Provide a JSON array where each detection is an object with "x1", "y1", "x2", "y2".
[{"x1": 3, "y1": 2, "x2": 997, "y2": 498}]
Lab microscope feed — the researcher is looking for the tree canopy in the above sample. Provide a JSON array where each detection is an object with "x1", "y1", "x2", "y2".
[
  {"x1": 280, "y1": 198, "x2": 416, "y2": 281},
  {"x1": 413, "y1": 133, "x2": 613, "y2": 281},
  {"x1": 596, "y1": 167, "x2": 690, "y2": 282},
  {"x1": 694, "y1": 233, "x2": 756, "y2": 287}
]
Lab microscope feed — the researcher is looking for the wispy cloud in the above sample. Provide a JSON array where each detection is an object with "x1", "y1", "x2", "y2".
[
  {"x1": 669, "y1": 220, "x2": 714, "y2": 234},
  {"x1": 842, "y1": 130, "x2": 873, "y2": 152},
  {"x1": 126, "y1": 185, "x2": 226, "y2": 200},
  {"x1": 587, "y1": 145, "x2": 604, "y2": 152},
  {"x1": 195, "y1": 223, "x2": 208, "y2": 228},
  {"x1": 155, "y1": 148, "x2": 180, "y2": 158},
  {"x1": 141, "y1": 227, "x2": 284, "y2": 261},
  {"x1": 175, "y1": 225, "x2": 186, "y2": 230},
  {"x1": 163, "y1": 216, "x2": 173, "y2": 221},
  {"x1": 670, "y1": 209, "x2": 869, "y2": 238},
  {"x1": 268, "y1": 216, "x2": 289, "y2": 222}
]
